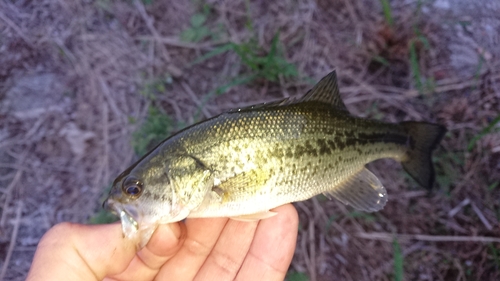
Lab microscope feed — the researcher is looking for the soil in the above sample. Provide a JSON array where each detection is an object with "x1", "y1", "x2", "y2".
[{"x1": 0, "y1": 0, "x2": 499, "y2": 280}]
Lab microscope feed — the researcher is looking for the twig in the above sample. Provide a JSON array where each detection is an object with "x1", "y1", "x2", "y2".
[
  {"x1": 308, "y1": 216, "x2": 317, "y2": 281},
  {"x1": 371, "y1": 242, "x2": 424, "y2": 277},
  {"x1": 448, "y1": 198, "x2": 470, "y2": 217},
  {"x1": 89, "y1": 75, "x2": 104, "y2": 188},
  {"x1": 341, "y1": 71, "x2": 423, "y2": 120},
  {"x1": 180, "y1": 81, "x2": 211, "y2": 118},
  {"x1": 97, "y1": 76, "x2": 126, "y2": 124},
  {"x1": 0, "y1": 10, "x2": 34, "y2": 48},
  {"x1": 295, "y1": 204, "x2": 315, "y2": 254},
  {"x1": 309, "y1": 197, "x2": 367, "y2": 250},
  {"x1": 356, "y1": 232, "x2": 500, "y2": 243},
  {"x1": 53, "y1": 37, "x2": 78, "y2": 69},
  {"x1": 349, "y1": 73, "x2": 500, "y2": 98},
  {"x1": 453, "y1": 257, "x2": 466, "y2": 280},
  {"x1": 163, "y1": 97, "x2": 183, "y2": 121},
  {"x1": 0, "y1": 201, "x2": 23, "y2": 281},
  {"x1": 135, "y1": 35, "x2": 224, "y2": 50},
  {"x1": 295, "y1": 202, "x2": 316, "y2": 280},
  {"x1": 0, "y1": 169, "x2": 22, "y2": 228},
  {"x1": 299, "y1": 229, "x2": 311, "y2": 278},
  {"x1": 401, "y1": 190, "x2": 427, "y2": 198},
  {"x1": 101, "y1": 100, "x2": 110, "y2": 184},
  {"x1": 296, "y1": 0, "x2": 314, "y2": 72},
  {"x1": 437, "y1": 218, "x2": 469, "y2": 234},
  {"x1": 471, "y1": 202, "x2": 493, "y2": 231},
  {"x1": 133, "y1": 0, "x2": 171, "y2": 62},
  {"x1": 404, "y1": 80, "x2": 481, "y2": 97},
  {"x1": 311, "y1": 197, "x2": 347, "y2": 235},
  {"x1": 341, "y1": 0, "x2": 362, "y2": 45}
]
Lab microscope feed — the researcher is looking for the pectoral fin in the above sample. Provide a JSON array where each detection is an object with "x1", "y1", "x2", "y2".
[
  {"x1": 214, "y1": 168, "x2": 272, "y2": 202},
  {"x1": 230, "y1": 211, "x2": 278, "y2": 222},
  {"x1": 324, "y1": 168, "x2": 387, "y2": 212}
]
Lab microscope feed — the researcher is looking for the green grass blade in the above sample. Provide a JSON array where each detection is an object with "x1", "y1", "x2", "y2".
[
  {"x1": 132, "y1": 107, "x2": 173, "y2": 155},
  {"x1": 372, "y1": 55, "x2": 390, "y2": 66},
  {"x1": 286, "y1": 271, "x2": 309, "y2": 281},
  {"x1": 379, "y1": 0, "x2": 394, "y2": 27},
  {"x1": 214, "y1": 74, "x2": 257, "y2": 95},
  {"x1": 409, "y1": 40, "x2": 423, "y2": 93},
  {"x1": 488, "y1": 243, "x2": 500, "y2": 268},
  {"x1": 393, "y1": 238, "x2": 404, "y2": 281},
  {"x1": 244, "y1": 0, "x2": 254, "y2": 34},
  {"x1": 89, "y1": 186, "x2": 119, "y2": 224},
  {"x1": 192, "y1": 74, "x2": 258, "y2": 121},
  {"x1": 467, "y1": 113, "x2": 500, "y2": 151},
  {"x1": 472, "y1": 54, "x2": 485, "y2": 91},
  {"x1": 189, "y1": 43, "x2": 235, "y2": 66}
]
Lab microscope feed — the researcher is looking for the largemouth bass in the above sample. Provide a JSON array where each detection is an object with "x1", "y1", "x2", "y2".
[{"x1": 104, "y1": 71, "x2": 446, "y2": 246}]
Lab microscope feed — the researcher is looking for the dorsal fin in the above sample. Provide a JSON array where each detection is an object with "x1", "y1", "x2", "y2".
[
  {"x1": 228, "y1": 70, "x2": 347, "y2": 113},
  {"x1": 227, "y1": 97, "x2": 293, "y2": 113},
  {"x1": 300, "y1": 70, "x2": 348, "y2": 111}
]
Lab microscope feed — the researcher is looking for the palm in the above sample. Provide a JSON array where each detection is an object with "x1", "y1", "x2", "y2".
[{"x1": 107, "y1": 204, "x2": 298, "y2": 281}]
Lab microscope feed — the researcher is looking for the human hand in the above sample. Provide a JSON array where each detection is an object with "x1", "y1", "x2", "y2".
[{"x1": 26, "y1": 204, "x2": 298, "y2": 281}]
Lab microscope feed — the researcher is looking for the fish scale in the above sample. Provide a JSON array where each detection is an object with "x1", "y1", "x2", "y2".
[
  {"x1": 104, "y1": 70, "x2": 446, "y2": 246},
  {"x1": 165, "y1": 102, "x2": 409, "y2": 217}
]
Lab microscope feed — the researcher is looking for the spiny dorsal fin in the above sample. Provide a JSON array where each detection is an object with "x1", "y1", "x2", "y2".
[
  {"x1": 228, "y1": 70, "x2": 347, "y2": 113},
  {"x1": 300, "y1": 70, "x2": 348, "y2": 111},
  {"x1": 228, "y1": 97, "x2": 293, "y2": 113}
]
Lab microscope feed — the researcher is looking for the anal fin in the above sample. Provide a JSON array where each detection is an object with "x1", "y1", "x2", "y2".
[
  {"x1": 324, "y1": 168, "x2": 387, "y2": 212},
  {"x1": 230, "y1": 211, "x2": 278, "y2": 222}
]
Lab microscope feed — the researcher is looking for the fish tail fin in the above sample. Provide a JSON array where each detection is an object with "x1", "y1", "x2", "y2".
[{"x1": 400, "y1": 121, "x2": 447, "y2": 189}]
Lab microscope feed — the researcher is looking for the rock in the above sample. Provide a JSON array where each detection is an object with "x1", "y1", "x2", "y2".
[
  {"x1": 1, "y1": 73, "x2": 67, "y2": 119},
  {"x1": 58, "y1": 122, "x2": 96, "y2": 157}
]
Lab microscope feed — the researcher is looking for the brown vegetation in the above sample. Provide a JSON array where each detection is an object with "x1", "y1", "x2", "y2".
[{"x1": 0, "y1": 0, "x2": 499, "y2": 280}]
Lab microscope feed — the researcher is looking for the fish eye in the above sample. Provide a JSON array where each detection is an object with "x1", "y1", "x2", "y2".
[{"x1": 121, "y1": 176, "x2": 143, "y2": 198}]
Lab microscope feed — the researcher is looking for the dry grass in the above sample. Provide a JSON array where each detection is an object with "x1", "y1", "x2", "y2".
[{"x1": 1, "y1": 0, "x2": 499, "y2": 280}]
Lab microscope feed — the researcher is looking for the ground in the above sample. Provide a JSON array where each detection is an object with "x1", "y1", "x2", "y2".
[{"x1": 0, "y1": 0, "x2": 499, "y2": 280}]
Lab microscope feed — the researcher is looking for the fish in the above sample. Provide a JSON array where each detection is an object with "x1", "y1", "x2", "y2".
[{"x1": 104, "y1": 70, "x2": 446, "y2": 246}]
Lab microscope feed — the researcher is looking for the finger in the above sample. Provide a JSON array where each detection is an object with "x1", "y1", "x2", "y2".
[
  {"x1": 235, "y1": 204, "x2": 298, "y2": 281},
  {"x1": 155, "y1": 217, "x2": 228, "y2": 281},
  {"x1": 194, "y1": 219, "x2": 259, "y2": 281},
  {"x1": 106, "y1": 223, "x2": 184, "y2": 281},
  {"x1": 26, "y1": 223, "x2": 137, "y2": 281},
  {"x1": 138, "y1": 223, "x2": 184, "y2": 268}
]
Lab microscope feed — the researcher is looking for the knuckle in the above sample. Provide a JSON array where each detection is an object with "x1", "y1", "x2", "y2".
[
  {"x1": 38, "y1": 222, "x2": 79, "y2": 246},
  {"x1": 184, "y1": 237, "x2": 213, "y2": 257}
]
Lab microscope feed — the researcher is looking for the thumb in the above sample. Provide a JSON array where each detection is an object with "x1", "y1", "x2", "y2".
[{"x1": 26, "y1": 223, "x2": 137, "y2": 281}]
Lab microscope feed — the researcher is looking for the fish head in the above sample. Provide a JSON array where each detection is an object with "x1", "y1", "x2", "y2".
[
  {"x1": 104, "y1": 151, "x2": 214, "y2": 246},
  {"x1": 103, "y1": 155, "x2": 193, "y2": 247}
]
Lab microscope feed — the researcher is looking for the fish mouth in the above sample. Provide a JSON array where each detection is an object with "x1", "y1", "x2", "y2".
[
  {"x1": 105, "y1": 198, "x2": 141, "y2": 240},
  {"x1": 104, "y1": 198, "x2": 158, "y2": 248}
]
